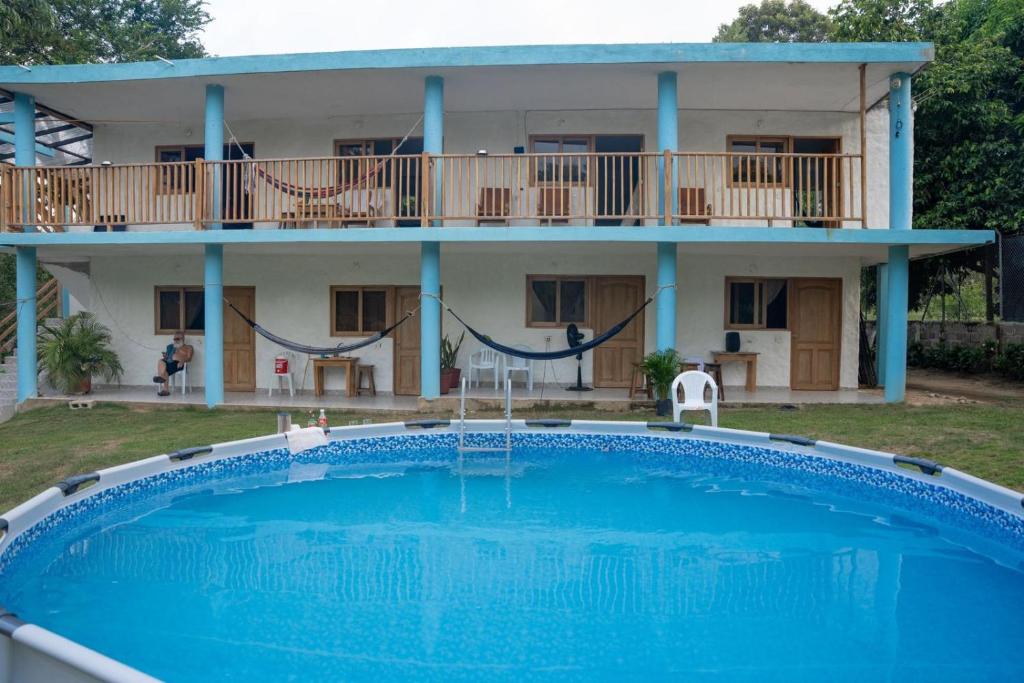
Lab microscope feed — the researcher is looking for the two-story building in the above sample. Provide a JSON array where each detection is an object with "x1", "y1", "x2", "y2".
[{"x1": 0, "y1": 42, "x2": 993, "y2": 408}]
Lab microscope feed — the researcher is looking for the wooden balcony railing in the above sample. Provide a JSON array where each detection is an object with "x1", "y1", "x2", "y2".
[{"x1": 0, "y1": 151, "x2": 865, "y2": 232}]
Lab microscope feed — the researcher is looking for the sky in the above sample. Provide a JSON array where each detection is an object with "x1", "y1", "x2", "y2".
[{"x1": 200, "y1": 0, "x2": 837, "y2": 56}]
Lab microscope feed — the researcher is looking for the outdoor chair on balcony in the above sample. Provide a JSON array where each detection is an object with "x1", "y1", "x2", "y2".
[
  {"x1": 538, "y1": 188, "x2": 571, "y2": 226},
  {"x1": 477, "y1": 187, "x2": 512, "y2": 226},
  {"x1": 677, "y1": 188, "x2": 712, "y2": 225}
]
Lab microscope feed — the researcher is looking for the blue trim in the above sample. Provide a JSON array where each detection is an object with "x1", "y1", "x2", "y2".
[
  {"x1": 420, "y1": 242, "x2": 441, "y2": 399},
  {"x1": 61, "y1": 286, "x2": 70, "y2": 319},
  {"x1": 203, "y1": 245, "x2": 224, "y2": 408},
  {"x1": 656, "y1": 242, "x2": 677, "y2": 351},
  {"x1": 0, "y1": 43, "x2": 935, "y2": 85},
  {"x1": 884, "y1": 246, "x2": 909, "y2": 403},
  {"x1": 0, "y1": 131, "x2": 54, "y2": 158},
  {"x1": 657, "y1": 72, "x2": 678, "y2": 221},
  {"x1": 876, "y1": 264, "x2": 888, "y2": 387},
  {"x1": 0, "y1": 227, "x2": 994, "y2": 248},
  {"x1": 889, "y1": 73, "x2": 912, "y2": 231},
  {"x1": 204, "y1": 85, "x2": 224, "y2": 231},
  {"x1": 15, "y1": 247, "x2": 37, "y2": 403}
]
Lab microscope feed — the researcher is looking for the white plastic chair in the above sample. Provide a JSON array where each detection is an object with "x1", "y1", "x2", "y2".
[
  {"x1": 671, "y1": 370, "x2": 718, "y2": 427},
  {"x1": 504, "y1": 345, "x2": 534, "y2": 392},
  {"x1": 269, "y1": 352, "x2": 296, "y2": 398},
  {"x1": 167, "y1": 362, "x2": 190, "y2": 396},
  {"x1": 469, "y1": 348, "x2": 502, "y2": 390}
]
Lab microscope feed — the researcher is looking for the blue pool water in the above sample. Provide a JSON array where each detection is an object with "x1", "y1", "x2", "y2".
[{"x1": 2, "y1": 439, "x2": 1023, "y2": 681}]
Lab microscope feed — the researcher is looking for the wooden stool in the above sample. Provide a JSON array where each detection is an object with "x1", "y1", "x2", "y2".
[
  {"x1": 629, "y1": 362, "x2": 652, "y2": 399},
  {"x1": 355, "y1": 364, "x2": 376, "y2": 396},
  {"x1": 681, "y1": 361, "x2": 725, "y2": 401}
]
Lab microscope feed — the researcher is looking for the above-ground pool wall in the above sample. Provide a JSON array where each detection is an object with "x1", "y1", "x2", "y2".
[{"x1": 85, "y1": 248, "x2": 862, "y2": 393}]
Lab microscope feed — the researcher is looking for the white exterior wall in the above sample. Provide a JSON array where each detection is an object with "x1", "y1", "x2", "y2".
[
  {"x1": 91, "y1": 106, "x2": 889, "y2": 230},
  {"x1": 88, "y1": 248, "x2": 860, "y2": 393}
]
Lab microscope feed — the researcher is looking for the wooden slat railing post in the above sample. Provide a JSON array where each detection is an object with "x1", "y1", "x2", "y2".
[
  {"x1": 420, "y1": 152, "x2": 431, "y2": 227},
  {"x1": 193, "y1": 158, "x2": 205, "y2": 230}
]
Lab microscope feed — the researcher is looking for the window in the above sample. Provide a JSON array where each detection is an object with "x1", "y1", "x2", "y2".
[
  {"x1": 334, "y1": 138, "x2": 424, "y2": 189},
  {"x1": 527, "y1": 276, "x2": 588, "y2": 327},
  {"x1": 154, "y1": 143, "x2": 254, "y2": 194},
  {"x1": 331, "y1": 286, "x2": 391, "y2": 336},
  {"x1": 725, "y1": 277, "x2": 788, "y2": 330},
  {"x1": 727, "y1": 135, "x2": 790, "y2": 186},
  {"x1": 529, "y1": 135, "x2": 593, "y2": 184},
  {"x1": 155, "y1": 286, "x2": 205, "y2": 334}
]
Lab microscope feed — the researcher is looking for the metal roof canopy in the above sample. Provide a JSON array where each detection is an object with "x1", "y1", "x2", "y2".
[{"x1": 0, "y1": 87, "x2": 93, "y2": 166}]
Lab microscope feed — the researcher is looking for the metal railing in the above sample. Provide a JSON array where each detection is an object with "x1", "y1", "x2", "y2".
[{"x1": 1, "y1": 151, "x2": 865, "y2": 231}]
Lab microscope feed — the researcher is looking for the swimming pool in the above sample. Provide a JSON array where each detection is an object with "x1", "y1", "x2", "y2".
[{"x1": 1, "y1": 420, "x2": 1022, "y2": 682}]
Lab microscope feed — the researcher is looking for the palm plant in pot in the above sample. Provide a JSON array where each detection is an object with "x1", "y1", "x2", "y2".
[
  {"x1": 39, "y1": 312, "x2": 123, "y2": 395},
  {"x1": 439, "y1": 331, "x2": 465, "y2": 394},
  {"x1": 640, "y1": 348, "x2": 681, "y2": 417}
]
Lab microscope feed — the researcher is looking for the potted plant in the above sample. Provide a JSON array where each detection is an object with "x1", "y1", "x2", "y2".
[
  {"x1": 439, "y1": 331, "x2": 465, "y2": 394},
  {"x1": 641, "y1": 348, "x2": 681, "y2": 417},
  {"x1": 39, "y1": 312, "x2": 123, "y2": 395},
  {"x1": 397, "y1": 195, "x2": 420, "y2": 227}
]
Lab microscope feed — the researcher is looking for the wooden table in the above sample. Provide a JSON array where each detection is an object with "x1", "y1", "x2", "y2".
[
  {"x1": 712, "y1": 351, "x2": 759, "y2": 392},
  {"x1": 313, "y1": 357, "x2": 357, "y2": 397}
]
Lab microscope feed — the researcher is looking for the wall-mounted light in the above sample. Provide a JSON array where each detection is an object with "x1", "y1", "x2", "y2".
[
  {"x1": 476, "y1": 149, "x2": 488, "y2": 156},
  {"x1": 890, "y1": 77, "x2": 902, "y2": 92}
]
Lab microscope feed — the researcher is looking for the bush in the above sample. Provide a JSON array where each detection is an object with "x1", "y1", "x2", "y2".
[{"x1": 908, "y1": 340, "x2": 1024, "y2": 381}]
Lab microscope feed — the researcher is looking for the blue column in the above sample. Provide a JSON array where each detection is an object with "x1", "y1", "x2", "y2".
[
  {"x1": 14, "y1": 92, "x2": 36, "y2": 231},
  {"x1": 884, "y1": 72, "x2": 912, "y2": 403},
  {"x1": 204, "y1": 245, "x2": 224, "y2": 408},
  {"x1": 656, "y1": 242, "x2": 677, "y2": 351},
  {"x1": 657, "y1": 71, "x2": 678, "y2": 222},
  {"x1": 14, "y1": 93, "x2": 38, "y2": 402},
  {"x1": 420, "y1": 242, "x2": 441, "y2": 398},
  {"x1": 61, "y1": 287, "x2": 71, "y2": 319},
  {"x1": 876, "y1": 264, "x2": 889, "y2": 386},
  {"x1": 15, "y1": 248, "x2": 37, "y2": 402},
  {"x1": 204, "y1": 84, "x2": 224, "y2": 230},
  {"x1": 424, "y1": 75, "x2": 444, "y2": 227},
  {"x1": 884, "y1": 247, "x2": 909, "y2": 402},
  {"x1": 889, "y1": 73, "x2": 912, "y2": 232}
]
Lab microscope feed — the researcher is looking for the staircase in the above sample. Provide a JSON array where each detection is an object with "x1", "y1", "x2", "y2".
[
  {"x1": 0, "y1": 280, "x2": 64, "y2": 424},
  {"x1": 0, "y1": 353, "x2": 17, "y2": 423}
]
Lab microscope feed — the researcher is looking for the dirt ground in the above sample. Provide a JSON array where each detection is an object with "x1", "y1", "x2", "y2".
[{"x1": 905, "y1": 367, "x2": 1024, "y2": 406}]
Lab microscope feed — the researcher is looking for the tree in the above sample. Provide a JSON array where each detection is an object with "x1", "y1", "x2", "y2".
[
  {"x1": 0, "y1": 0, "x2": 210, "y2": 65},
  {"x1": 829, "y1": 0, "x2": 941, "y2": 41},
  {"x1": 714, "y1": 0, "x2": 833, "y2": 42}
]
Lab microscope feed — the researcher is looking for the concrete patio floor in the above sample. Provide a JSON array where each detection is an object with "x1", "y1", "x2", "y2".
[{"x1": 31, "y1": 381, "x2": 884, "y2": 411}]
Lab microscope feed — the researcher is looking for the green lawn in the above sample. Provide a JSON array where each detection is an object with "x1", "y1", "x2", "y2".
[{"x1": 1, "y1": 400, "x2": 1022, "y2": 511}]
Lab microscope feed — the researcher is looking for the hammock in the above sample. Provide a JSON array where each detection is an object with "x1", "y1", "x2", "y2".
[
  {"x1": 436, "y1": 289, "x2": 663, "y2": 361},
  {"x1": 246, "y1": 160, "x2": 388, "y2": 199},
  {"x1": 225, "y1": 300, "x2": 415, "y2": 356}
]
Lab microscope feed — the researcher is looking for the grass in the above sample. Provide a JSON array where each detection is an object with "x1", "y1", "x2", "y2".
[{"x1": 0, "y1": 399, "x2": 1022, "y2": 511}]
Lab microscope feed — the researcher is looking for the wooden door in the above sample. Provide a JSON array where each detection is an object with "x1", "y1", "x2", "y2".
[
  {"x1": 223, "y1": 286, "x2": 256, "y2": 392},
  {"x1": 393, "y1": 286, "x2": 421, "y2": 395},
  {"x1": 592, "y1": 276, "x2": 645, "y2": 388},
  {"x1": 790, "y1": 278, "x2": 841, "y2": 390}
]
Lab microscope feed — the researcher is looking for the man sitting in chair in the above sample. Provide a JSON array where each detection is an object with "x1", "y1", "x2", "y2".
[{"x1": 153, "y1": 331, "x2": 194, "y2": 396}]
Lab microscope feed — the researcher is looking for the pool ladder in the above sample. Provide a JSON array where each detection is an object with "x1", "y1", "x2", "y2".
[{"x1": 458, "y1": 375, "x2": 512, "y2": 453}]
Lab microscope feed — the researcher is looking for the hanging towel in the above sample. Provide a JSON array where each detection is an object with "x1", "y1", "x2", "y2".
[{"x1": 285, "y1": 426, "x2": 329, "y2": 455}]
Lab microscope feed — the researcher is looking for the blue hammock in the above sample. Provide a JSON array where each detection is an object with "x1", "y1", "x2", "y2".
[
  {"x1": 441, "y1": 294, "x2": 655, "y2": 361},
  {"x1": 226, "y1": 300, "x2": 415, "y2": 356}
]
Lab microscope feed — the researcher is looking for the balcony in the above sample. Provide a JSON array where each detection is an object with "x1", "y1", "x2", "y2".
[{"x1": 1, "y1": 151, "x2": 865, "y2": 232}]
